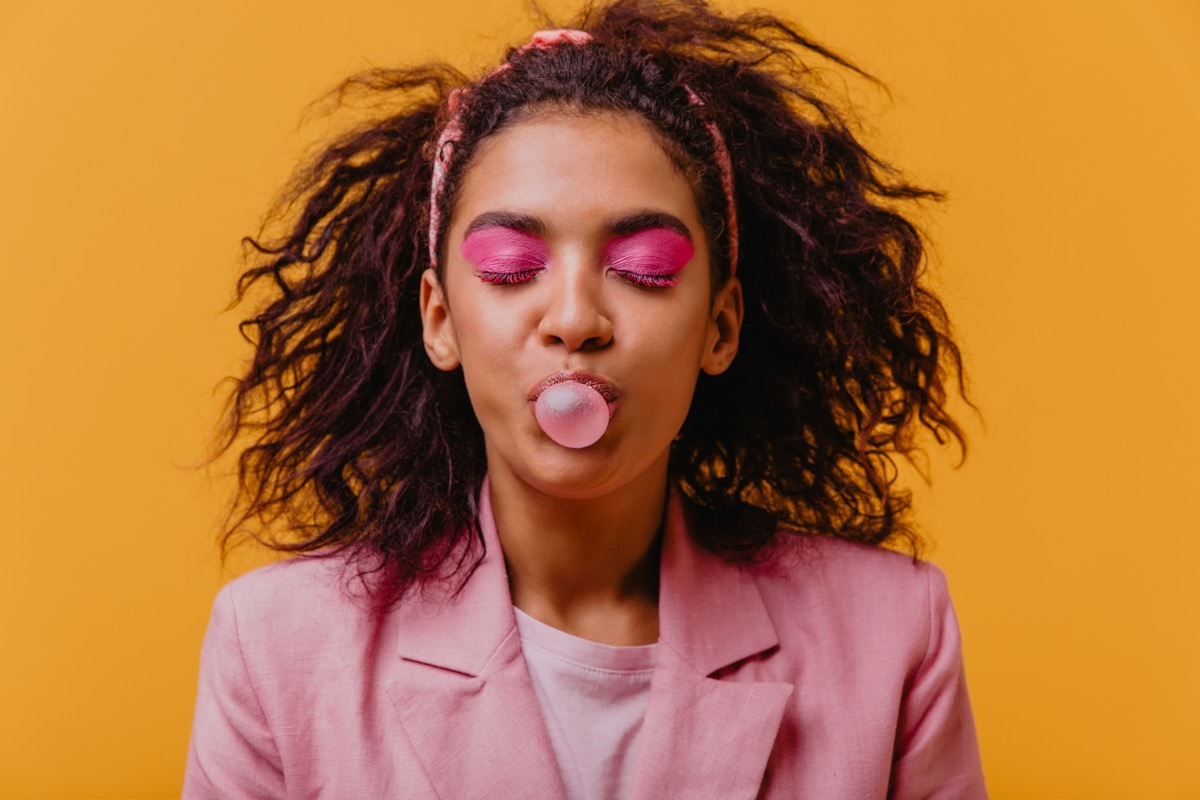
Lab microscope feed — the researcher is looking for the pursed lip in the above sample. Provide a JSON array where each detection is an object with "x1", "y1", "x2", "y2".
[{"x1": 527, "y1": 370, "x2": 620, "y2": 405}]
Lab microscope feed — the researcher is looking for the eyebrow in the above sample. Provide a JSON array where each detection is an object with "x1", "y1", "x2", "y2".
[
  {"x1": 609, "y1": 211, "x2": 692, "y2": 242},
  {"x1": 461, "y1": 210, "x2": 693, "y2": 242},
  {"x1": 462, "y1": 212, "x2": 545, "y2": 239}
]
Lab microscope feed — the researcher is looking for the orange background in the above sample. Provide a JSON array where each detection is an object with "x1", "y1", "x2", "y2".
[{"x1": 1, "y1": 1, "x2": 1197, "y2": 798}]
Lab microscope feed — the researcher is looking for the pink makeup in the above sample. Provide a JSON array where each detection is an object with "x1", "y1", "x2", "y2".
[
  {"x1": 461, "y1": 227, "x2": 549, "y2": 284},
  {"x1": 603, "y1": 227, "x2": 694, "y2": 287}
]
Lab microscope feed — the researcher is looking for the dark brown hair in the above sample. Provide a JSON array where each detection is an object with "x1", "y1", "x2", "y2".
[{"x1": 222, "y1": 0, "x2": 968, "y2": 601}]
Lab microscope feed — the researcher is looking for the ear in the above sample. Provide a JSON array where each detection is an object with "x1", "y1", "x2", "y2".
[
  {"x1": 419, "y1": 269, "x2": 461, "y2": 371},
  {"x1": 701, "y1": 276, "x2": 743, "y2": 375}
]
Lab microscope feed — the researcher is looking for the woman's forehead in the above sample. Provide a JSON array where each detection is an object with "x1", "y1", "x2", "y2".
[{"x1": 449, "y1": 111, "x2": 703, "y2": 242}]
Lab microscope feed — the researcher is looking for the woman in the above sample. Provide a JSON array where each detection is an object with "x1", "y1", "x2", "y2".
[{"x1": 184, "y1": 1, "x2": 986, "y2": 797}]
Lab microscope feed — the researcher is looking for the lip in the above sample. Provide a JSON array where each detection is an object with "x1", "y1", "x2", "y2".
[{"x1": 527, "y1": 370, "x2": 620, "y2": 406}]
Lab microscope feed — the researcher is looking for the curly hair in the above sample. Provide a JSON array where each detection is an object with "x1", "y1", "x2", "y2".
[{"x1": 220, "y1": 0, "x2": 968, "y2": 602}]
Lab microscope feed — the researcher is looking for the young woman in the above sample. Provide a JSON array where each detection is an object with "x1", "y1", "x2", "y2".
[{"x1": 184, "y1": 1, "x2": 986, "y2": 797}]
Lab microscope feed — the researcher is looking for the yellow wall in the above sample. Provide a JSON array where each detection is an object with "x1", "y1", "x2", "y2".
[{"x1": 1, "y1": 1, "x2": 1196, "y2": 797}]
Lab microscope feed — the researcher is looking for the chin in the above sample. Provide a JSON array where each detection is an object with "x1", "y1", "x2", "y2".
[
  {"x1": 528, "y1": 447, "x2": 633, "y2": 499},
  {"x1": 491, "y1": 436, "x2": 669, "y2": 503}
]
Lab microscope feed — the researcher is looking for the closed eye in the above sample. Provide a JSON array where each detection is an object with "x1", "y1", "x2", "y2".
[
  {"x1": 612, "y1": 270, "x2": 680, "y2": 288},
  {"x1": 477, "y1": 268, "x2": 542, "y2": 285},
  {"x1": 602, "y1": 227, "x2": 692, "y2": 289},
  {"x1": 461, "y1": 223, "x2": 549, "y2": 286}
]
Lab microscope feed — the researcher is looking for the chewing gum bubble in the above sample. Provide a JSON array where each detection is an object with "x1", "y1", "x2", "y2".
[{"x1": 534, "y1": 382, "x2": 610, "y2": 448}]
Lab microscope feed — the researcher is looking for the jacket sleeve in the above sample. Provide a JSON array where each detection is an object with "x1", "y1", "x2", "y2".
[
  {"x1": 182, "y1": 584, "x2": 287, "y2": 799},
  {"x1": 889, "y1": 564, "x2": 988, "y2": 799}
]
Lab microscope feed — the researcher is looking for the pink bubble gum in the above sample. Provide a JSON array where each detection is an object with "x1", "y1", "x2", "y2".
[{"x1": 534, "y1": 381, "x2": 610, "y2": 449}]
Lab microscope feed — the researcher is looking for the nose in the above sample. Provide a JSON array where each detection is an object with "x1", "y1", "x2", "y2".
[{"x1": 537, "y1": 262, "x2": 614, "y2": 352}]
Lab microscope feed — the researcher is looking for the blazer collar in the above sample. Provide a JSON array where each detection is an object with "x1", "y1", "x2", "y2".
[
  {"x1": 387, "y1": 478, "x2": 791, "y2": 800},
  {"x1": 633, "y1": 494, "x2": 793, "y2": 800},
  {"x1": 656, "y1": 493, "x2": 781, "y2": 675},
  {"x1": 390, "y1": 477, "x2": 514, "y2": 677},
  {"x1": 393, "y1": 478, "x2": 780, "y2": 676},
  {"x1": 386, "y1": 478, "x2": 566, "y2": 799}
]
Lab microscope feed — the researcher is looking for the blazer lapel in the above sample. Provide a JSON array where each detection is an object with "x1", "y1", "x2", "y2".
[
  {"x1": 385, "y1": 483, "x2": 790, "y2": 799},
  {"x1": 629, "y1": 495, "x2": 793, "y2": 800},
  {"x1": 385, "y1": 480, "x2": 565, "y2": 800}
]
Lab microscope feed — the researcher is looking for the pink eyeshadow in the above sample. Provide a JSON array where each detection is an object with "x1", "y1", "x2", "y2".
[
  {"x1": 461, "y1": 227, "x2": 548, "y2": 273},
  {"x1": 603, "y1": 228, "x2": 694, "y2": 277}
]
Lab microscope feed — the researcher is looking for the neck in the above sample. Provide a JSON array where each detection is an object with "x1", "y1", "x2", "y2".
[{"x1": 486, "y1": 459, "x2": 667, "y2": 645}]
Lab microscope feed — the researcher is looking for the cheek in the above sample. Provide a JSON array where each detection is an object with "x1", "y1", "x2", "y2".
[
  {"x1": 444, "y1": 278, "x2": 527, "y2": 357},
  {"x1": 448, "y1": 299, "x2": 535, "y2": 418},
  {"x1": 625, "y1": 303, "x2": 713, "y2": 377}
]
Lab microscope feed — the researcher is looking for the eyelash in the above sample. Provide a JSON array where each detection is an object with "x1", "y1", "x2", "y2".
[
  {"x1": 477, "y1": 269, "x2": 542, "y2": 285},
  {"x1": 474, "y1": 267, "x2": 680, "y2": 288},
  {"x1": 613, "y1": 270, "x2": 680, "y2": 288}
]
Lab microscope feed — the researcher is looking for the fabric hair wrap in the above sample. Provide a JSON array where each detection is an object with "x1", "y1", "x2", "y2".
[{"x1": 428, "y1": 28, "x2": 739, "y2": 274}]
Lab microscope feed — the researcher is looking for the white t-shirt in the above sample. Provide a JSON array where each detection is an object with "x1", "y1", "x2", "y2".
[{"x1": 514, "y1": 607, "x2": 657, "y2": 800}]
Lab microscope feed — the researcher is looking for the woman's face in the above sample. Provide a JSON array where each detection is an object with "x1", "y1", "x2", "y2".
[{"x1": 421, "y1": 110, "x2": 741, "y2": 500}]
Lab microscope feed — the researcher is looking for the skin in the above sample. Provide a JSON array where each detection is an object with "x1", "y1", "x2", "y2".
[{"x1": 420, "y1": 110, "x2": 743, "y2": 645}]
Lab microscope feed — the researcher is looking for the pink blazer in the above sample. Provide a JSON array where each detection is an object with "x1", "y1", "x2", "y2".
[{"x1": 184, "y1": 486, "x2": 986, "y2": 798}]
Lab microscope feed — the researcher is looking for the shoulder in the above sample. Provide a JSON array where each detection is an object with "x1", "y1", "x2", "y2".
[
  {"x1": 208, "y1": 552, "x2": 386, "y2": 674},
  {"x1": 752, "y1": 533, "x2": 947, "y2": 595},
  {"x1": 217, "y1": 553, "x2": 355, "y2": 622},
  {"x1": 218, "y1": 552, "x2": 351, "y2": 611},
  {"x1": 188, "y1": 555, "x2": 416, "y2": 794},
  {"x1": 741, "y1": 536, "x2": 985, "y2": 796},
  {"x1": 747, "y1": 534, "x2": 954, "y2": 665}
]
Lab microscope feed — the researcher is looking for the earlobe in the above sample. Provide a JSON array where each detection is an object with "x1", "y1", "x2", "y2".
[
  {"x1": 419, "y1": 269, "x2": 461, "y2": 371},
  {"x1": 701, "y1": 276, "x2": 743, "y2": 376}
]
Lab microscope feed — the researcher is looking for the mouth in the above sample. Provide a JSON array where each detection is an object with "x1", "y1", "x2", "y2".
[{"x1": 528, "y1": 370, "x2": 620, "y2": 406}]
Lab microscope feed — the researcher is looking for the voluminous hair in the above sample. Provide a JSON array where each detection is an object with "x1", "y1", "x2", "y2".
[{"x1": 221, "y1": 0, "x2": 968, "y2": 602}]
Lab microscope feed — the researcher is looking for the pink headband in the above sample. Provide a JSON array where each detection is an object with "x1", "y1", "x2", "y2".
[{"x1": 428, "y1": 29, "x2": 739, "y2": 275}]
